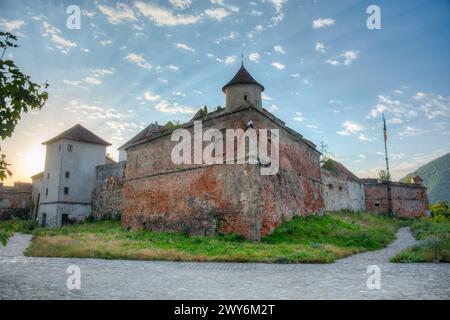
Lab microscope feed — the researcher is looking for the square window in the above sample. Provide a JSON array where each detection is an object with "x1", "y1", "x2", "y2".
[
  {"x1": 64, "y1": 187, "x2": 69, "y2": 195},
  {"x1": 65, "y1": 171, "x2": 70, "y2": 178},
  {"x1": 67, "y1": 144, "x2": 73, "y2": 152}
]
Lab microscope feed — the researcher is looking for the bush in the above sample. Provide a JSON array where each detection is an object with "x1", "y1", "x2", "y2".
[{"x1": 430, "y1": 201, "x2": 450, "y2": 221}]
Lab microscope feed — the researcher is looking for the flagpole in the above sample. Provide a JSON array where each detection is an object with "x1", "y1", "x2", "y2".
[{"x1": 383, "y1": 113, "x2": 393, "y2": 215}]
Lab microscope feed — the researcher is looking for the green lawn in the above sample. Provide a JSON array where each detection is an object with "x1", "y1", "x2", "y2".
[
  {"x1": 390, "y1": 218, "x2": 450, "y2": 263},
  {"x1": 23, "y1": 211, "x2": 408, "y2": 264}
]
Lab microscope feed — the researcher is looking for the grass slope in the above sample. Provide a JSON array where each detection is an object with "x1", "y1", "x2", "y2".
[
  {"x1": 390, "y1": 219, "x2": 450, "y2": 263},
  {"x1": 25, "y1": 212, "x2": 407, "y2": 264}
]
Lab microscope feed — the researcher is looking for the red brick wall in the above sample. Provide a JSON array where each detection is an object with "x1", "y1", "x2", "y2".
[
  {"x1": 364, "y1": 183, "x2": 429, "y2": 217},
  {"x1": 122, "y1": 107, "x2": 325, "y2": 240}
]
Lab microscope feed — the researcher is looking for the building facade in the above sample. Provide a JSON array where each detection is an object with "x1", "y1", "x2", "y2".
[
  {"x1": 120, "y1": 65, "x2": 324, "y2": 240},
  {"x1": 0, "y1": 182, "x2": 32, "y2": 220},
  {"x1": 35, "y1": 124, "x2": 111, "y2": 227}
]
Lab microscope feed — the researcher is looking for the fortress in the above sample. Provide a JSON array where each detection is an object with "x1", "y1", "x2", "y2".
[{"x1": 29, "y1": 64, "x2": 430, "y2": 240}]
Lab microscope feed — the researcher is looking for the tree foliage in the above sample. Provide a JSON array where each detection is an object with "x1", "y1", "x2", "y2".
[
  {"x1": 0, "y1": 32, "x2": 49, "y2": 180},
  {"x1": 378, "y1": 169, "x2": 391, "y2": 182}
]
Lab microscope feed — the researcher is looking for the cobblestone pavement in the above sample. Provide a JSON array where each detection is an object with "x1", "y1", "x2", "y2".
[{"x1": 0, "y1": 228, "x2": 449, "y2": 299}]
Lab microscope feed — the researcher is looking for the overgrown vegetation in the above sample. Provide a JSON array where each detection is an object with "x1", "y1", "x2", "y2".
[
  {"x1": 0, "y1": 219, "x2": 38, "y2": 245},
  {"x1": 390, "y1": 218, "x2": 450, "y2": 263},
  {"x1": 24, "y1": 211, "x2": 408, "y2": 263}
]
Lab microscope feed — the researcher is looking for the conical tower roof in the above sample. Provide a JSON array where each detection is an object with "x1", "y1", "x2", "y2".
[{"x1": 222, "y1": 64, "x2": 264, "y2": 92}]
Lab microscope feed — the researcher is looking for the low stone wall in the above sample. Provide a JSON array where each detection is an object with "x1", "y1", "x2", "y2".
[
  {"x1": 0, "y1": 183, "x2": 32, "y2": 220},
  {"x1": 321, "y1": 169, "x2": 365, "y2": 212},
  {"x1": 92, "y1": 161, "x2": 126, "y2": 220},
  {"x1": 363, "y1": 181, "x2": 429, "y2": 217}
]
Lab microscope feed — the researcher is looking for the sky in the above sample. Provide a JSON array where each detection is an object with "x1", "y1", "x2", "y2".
[{"x1": 0, "y1": 0, "x2": 449, "y2": 185}]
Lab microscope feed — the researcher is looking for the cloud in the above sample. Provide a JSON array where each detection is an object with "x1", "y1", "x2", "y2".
[
  {"x1": 204, "y1": 8, "x2": 231, "y2": 21},
  {"x1": 268, "y1": 0, "x2": 286, "y2": 26},
  {"x1": 325, "y1": 50, "x2": 358, "y2": 66},
  {"x1": 66, "y1": 102, "x2": 132, "y2": 121},
  {"x1": 247, "y1": 24, "x2": 264, "y2": 38},
  {"x1": 100, "y1": 39, "x2": 113, "y2": 46},
  {"x1": 173, "y1": 42, "x2": 195, "y2": 52},
  {"x1": 387, "y1": 117, "x2": 403, "y2": 125},
  {"x1": 134, "y1": 1, "x2": 201, "y2": 26},
  {"x1": 84, "y1": 76, "x2": 102, "y2": 85},
  {"x1": 249, "y1": 52, "x2": 260, "y2": 63},
  {"x1": 0, "y1": 19, "x2": 25, "y2": 32},
  {"x1": 98, "y1": 3, "x2": 137, "y2": 24},
  {"x1": 290, "y1": 73, "x2": 300, "y2": 78},
  {"x1": 80, "y1": 48, "x2": 90, "y2": 53},
  {"x1": 144, "y1": 91, "x2": 161, "y2": 101},
  {"x1": 125, "y1": 53, "x2": 151, "y2": 69},
  {"x1": 294, "y1": 112, "x2": 304, "y2": 122},
  {"x1": 399, "y1": 126, "x2": 426, "y2": 137},
  {"x1": 315, "y1": 42, "x2": 325, "y2": 53},
  {"x1": 271, "y1": 62, "x2": 285, "y2": 70},
  {"x1": 313, "y1": 18, "x2": 335, "y2": 29},
  {"x1": 413, "y1": 92, "x2": 450, "y2": 119},
  {"x1": 215, "y1": 31, "x2": 239, "y2": 44},
  {"x1": 367, "y1": 95, "x2": 417, "y2": 119},
  {"x1": 154, "y1": 100, "x2": 196, "y2": 114},
  {"x1": 273, "y1": 45, "x2": 285, "y2": 54},
  {"x1": 41, "y1": 20, "x2": 76, "y2": 54},
  {"x1": 169, "y1": 0, "x2": 192, "y2": 10},
  {"x1": 216, "y1": 55, "x2": 237, "y2": 65},
  {"x1": 337, "y1": 121, "x2": 364, "y2": 136},
  {"x1": 166, "y1": 64, "x2": 179, "y2": 71},
  {"x1": 262, "y1": 93, "x2": 272, "y2": 101}
]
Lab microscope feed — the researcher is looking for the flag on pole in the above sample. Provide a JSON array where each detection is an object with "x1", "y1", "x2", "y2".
[{"x1": 382, "y1": 113, "x2": 387, "y2": 142}]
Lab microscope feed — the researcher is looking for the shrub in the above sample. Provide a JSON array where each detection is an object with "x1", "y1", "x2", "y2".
[{"x1": 430, "y1": 201, "x2": 450, "y2": 221}]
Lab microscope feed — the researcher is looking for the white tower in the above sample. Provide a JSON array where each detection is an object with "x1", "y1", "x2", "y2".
[{"x1": 222, "y1": 62, "x2": 265, "y2": 111}]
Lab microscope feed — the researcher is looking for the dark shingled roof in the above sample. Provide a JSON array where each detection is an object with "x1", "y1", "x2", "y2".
[
  {"x1": 42, "y1": 124, "x2": 111, "y2": 146},
  {"x1": 119, "y1": 122, "x2": 164, "y2": 150},
  {"x1": 222, "y1": 64, "x2": 265, "y2": 92}
]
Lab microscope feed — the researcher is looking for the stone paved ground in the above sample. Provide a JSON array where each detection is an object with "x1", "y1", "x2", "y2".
[{"x1": 0, "y1": 227, "x2": 449, "y2": 299}]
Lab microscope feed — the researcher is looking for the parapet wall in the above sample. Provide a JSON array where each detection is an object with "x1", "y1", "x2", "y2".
[
  {"x1": 0, "y1": 182, "x2": 32, "y2": 220},
  {"x1": 92, "y1": 161, "x2": 126, "y2": 220},
  {"x1": 363, "y1": 181, "x2": 429, "y2": 217}
]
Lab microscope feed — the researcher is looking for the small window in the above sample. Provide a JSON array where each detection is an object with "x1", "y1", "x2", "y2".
[
  {"x1": 374, "y1": 202, "x2": 380, "y2": 207},
  {"x1": 244, "y1": 95, "x2": 248, "y2": 101},
  {"x1": 67, "y1": 144, "x2": 73, "y2": 152},
  {"x1": 339, "y1": 186, "x2": 343, "y2": 192},
  {"x1": 58, "y1": 144, "x2": 61, "y2": 151},
  {"x1": 41, "y1": 213, "x2": 47, "y2": 227},
  {"x1": 328, "y1": 184, "x2": 333, "y2": 190},
  {"x1": 45, "y1": 188, "x2": 48, "y2": 197},
  {"x1": 65, "y1": 171, "x2": 70, "y2": 178},
  {"x1": 64, "y1": 187, "x2": 69, "y2": 195}
]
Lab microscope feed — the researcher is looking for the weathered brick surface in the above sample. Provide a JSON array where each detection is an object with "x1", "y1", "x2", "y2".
[
  {"x1": 122, "y1": 106, "x2": 325, "y2": 240},
  {"x1": 0, "y1": 183, "x2": 32, "y2": 220},
  {"x1": 92, "y1": 162, "x2": 126, "y2": 220},
  {"x1": 364, "y1": 182, "x2": 429, "y2": 217}
]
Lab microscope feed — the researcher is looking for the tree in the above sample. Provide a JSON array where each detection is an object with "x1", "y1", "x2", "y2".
[
  {"x1": 0, "y1": 32, "x2": 49, "y2": 245},
  {"x1": 378, "y1": 169, "x2": 391, "y2": 182},
  {"x1": 0, "y1": 32, "x2": 49, "y2": 180}
]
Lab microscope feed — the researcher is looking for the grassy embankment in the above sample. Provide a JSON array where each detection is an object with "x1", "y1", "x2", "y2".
[
  {"x1": 23, "y1": 211, "x2": 409, "y2": 263},
  {"x1": 390, "y1": 218, "x2": 450, "y2": 263}
]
